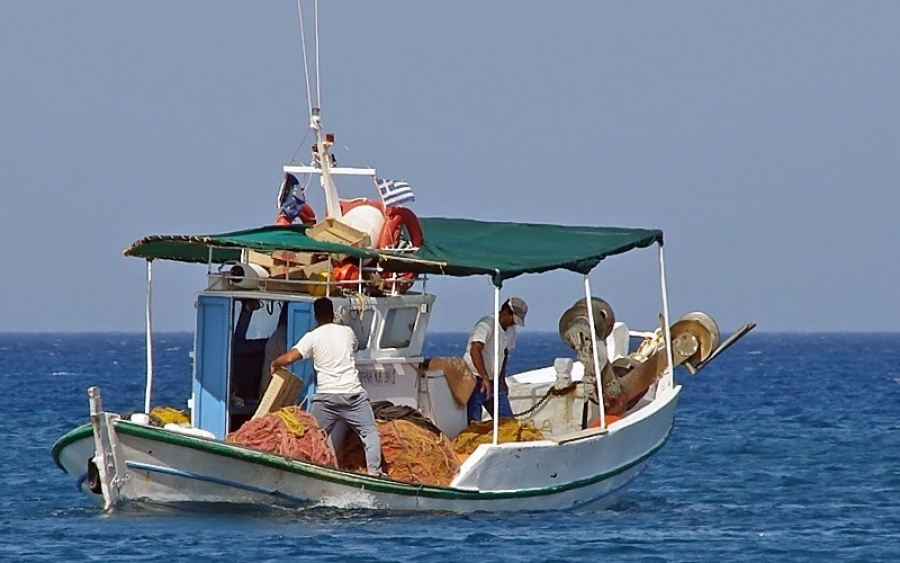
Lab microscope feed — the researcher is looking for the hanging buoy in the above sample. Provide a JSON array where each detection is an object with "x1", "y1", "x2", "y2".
[
  {"x1": 376, "y1": 206, "x2": 424, "y2": 293},
  {"x1": 331, "y1": 259, "x2": 360, "y2": 286}
]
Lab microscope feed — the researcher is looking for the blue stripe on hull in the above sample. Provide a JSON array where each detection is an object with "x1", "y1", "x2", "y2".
[{"x1": 126, "y1": 461, "x2": 313, "y2": 505}]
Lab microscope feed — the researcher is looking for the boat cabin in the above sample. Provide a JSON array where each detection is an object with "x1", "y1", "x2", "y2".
[{"x1": 188, "y1": 283, "x2": 467, "y2": 440}]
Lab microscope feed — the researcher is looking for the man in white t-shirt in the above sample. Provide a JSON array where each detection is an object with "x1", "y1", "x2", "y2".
[
  {"x1": 464, "y1": 297, "x2": 528, "y2": 423},
  {"x1": 270, "y1": 297, "x2": 383, "y2": 476}
]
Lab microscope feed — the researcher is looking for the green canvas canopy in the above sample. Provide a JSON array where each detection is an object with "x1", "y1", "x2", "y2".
[{"x1": 124, "y1": 218, "x2": 663, "y2": 286}]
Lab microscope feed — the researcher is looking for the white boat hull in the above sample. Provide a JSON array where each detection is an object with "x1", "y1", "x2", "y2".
[{"x1": 53, "y1": 386, "x2": 679, "y2": 512}]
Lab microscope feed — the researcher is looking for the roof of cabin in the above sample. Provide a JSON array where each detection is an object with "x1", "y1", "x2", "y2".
[{"x1": 124, "y1": 217, "x2": 663, "y2": 286}]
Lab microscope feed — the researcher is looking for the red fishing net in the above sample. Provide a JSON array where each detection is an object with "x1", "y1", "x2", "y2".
[{"x1": 226, "y1": 406, "x2": 336, "y2": 467}]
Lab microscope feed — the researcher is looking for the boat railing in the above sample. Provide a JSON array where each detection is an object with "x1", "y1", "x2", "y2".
[{"x1": 206, "y1": 259, "x2": 427, "y2": 298}]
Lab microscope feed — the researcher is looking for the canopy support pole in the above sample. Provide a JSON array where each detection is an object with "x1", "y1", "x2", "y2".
[
  {"x1": 143, "y1": 260, "x2": 154, "y2": 414},
  {"x1": 658, "y1": 244, "x2": 675, "y2": 390},
  {"x1": 583, "y1": 275, "x2": 607, "y2": 428},
  {"x1": 492, "y1": 282, "x2": 501, "y2": 445}
]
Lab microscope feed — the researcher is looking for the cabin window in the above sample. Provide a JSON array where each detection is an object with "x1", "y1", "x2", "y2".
[
  {"x1": 379, "y1": 307, "x2": 418, "y2": 349},
  {"x1": 235, "y1": 300, "x2": 283, "y2": 340},
  {"x1": 341, "y1": 307, "x2": 375, "y2": 351}
]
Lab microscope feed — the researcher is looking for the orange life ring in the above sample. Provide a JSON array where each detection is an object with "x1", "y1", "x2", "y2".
[
  {"x1": 376, "y1": 206, "x2": 424, "y2": 293},
  {"x1": 377, "y1": 206, "x2": 423, "y2": 249},
  {"x1": 276, "y1": 203, "x2": 317, "y2": 225}
]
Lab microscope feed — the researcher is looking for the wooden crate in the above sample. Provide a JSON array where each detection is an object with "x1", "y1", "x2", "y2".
[
  {"x1": 268, "y1": 263, "x2": 307, "y2": 279},
  {"x1": 253, "y1": 368, "x2": 304, "y2": 419},
  {"x1": 306, "y1": 218, "x2": 371, "y2": 248},
  {"x1": 247, "y1": 249, "x2": 277, "y2": 269}
]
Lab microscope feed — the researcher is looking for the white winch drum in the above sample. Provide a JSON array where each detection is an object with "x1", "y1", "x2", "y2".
[{"x1": 228, "y1": 262, "x2": 269, "y2": 288}]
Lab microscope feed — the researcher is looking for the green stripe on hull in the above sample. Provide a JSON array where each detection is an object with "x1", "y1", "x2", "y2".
[{"x1": 52, "y1": 421, "x2": 673, "y2": 501}]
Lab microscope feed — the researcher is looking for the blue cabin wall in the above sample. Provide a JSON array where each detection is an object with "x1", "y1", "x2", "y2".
[
  {"x1": 286, "y1": 301, "x2": 317, "y2": 405},
  {"x1": 191, "y1": 296, "x2": 317, "y2": 439},
  {"x1": 192, "y1": 295, "x2": 231, "y2": 439}
]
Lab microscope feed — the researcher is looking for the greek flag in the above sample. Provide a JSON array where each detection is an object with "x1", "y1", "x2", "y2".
[{"x1": 376, "y1": 178, "x2": 415, "y2": 208}]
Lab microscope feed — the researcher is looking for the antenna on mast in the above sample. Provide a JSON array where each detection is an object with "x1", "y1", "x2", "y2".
[{"x1": 296, "y1": 1, "x2": 341, "y2": 218}]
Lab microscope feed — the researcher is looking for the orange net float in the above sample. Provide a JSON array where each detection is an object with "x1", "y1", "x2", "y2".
[
  {"x1": 226, "y1": 406, "x2": 336, "y2": 467},
  {"x1": 331, "y1": 259, "x2": 361, "y2": 287},
  {"x1": 336, "y1": 419, "x2": 460, "y2": 486}
]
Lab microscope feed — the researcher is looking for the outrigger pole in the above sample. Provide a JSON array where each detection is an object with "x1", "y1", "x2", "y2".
[{"x1": 144, "y1": 259, "x2": 155, "y2": 414}]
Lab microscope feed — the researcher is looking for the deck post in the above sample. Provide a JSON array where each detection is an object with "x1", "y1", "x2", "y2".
[
  {"x1": 492, "y1": 282, "x2": 501, "y2": 445},
  {"x1": 583, "y1": 275, "x2": 607, "y2": 428},
  {"x1": 658, "y1": 244, "x2": 675, "y2": 390},
  {"x1": 144, "y1": 260, "x2": 154, "y2": 414}
]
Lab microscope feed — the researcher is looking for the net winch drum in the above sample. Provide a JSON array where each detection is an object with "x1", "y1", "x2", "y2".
[
  {"x1": 558, "y1": 297, "x2": 616, "y2": 346},
  {"x1": 669, "y1": 311, "x2": 721, "y2": 365}
]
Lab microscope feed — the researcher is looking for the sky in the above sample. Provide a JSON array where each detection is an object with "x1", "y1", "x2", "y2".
[{"x1": 1, "y1": 1, "x2": 898, "y2": 334}]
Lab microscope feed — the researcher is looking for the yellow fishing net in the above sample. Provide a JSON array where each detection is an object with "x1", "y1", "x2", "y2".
[
  {"x1": 451, "y1": 419, "x2": 545, "y2": 455},
  {"x1": 275, "y1": 408, "x2": 308, "y2": 437},
  {"x1": 150, "y1": 407, "x2": 190, "y2": 426}
]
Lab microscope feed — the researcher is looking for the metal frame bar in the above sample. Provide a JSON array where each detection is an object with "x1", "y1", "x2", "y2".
[
  {"x1": 658, "y1": 244, "x2": 675, "y2": 390},
  {"x1": 492, "y1": 281, "x2": 501, "y2": 445},
  {"x1": 143, "y1": 260, "x2": 154, "y2": 413},
  {"x1": 583, "y1": 275, "x2": 607, "y2": 428}
]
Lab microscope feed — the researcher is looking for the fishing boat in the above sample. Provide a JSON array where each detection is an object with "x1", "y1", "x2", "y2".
[{"x1": 51, "y1": 3, "x2": 753, "y2": 513}]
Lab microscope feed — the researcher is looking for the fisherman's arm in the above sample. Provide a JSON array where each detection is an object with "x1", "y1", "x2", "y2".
[{"x1": 270, "y1": 349, "x2": 303, "y2": 374}]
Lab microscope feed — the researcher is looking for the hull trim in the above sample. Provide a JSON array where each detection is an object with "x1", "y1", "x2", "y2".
[{"x1": 54, "y1": 420, "x2": 674, "y2": 501}]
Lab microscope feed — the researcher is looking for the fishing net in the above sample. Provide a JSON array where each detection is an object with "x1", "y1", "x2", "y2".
[
  {"x1": 371, "y1": 400, "x2": 442, "y2": 435},
  {"x1": 451, "y1": 419, "x2": 546, "y2": 455},
  {"x1": 337, "y1": 419, "x2": 460, "y2": 486},
  {"x1": 149, "y1": 406, "x2": 191, "y2": 426},
  {"x1": 227, "y1": 406, "x2": 336, "y2": 467}
]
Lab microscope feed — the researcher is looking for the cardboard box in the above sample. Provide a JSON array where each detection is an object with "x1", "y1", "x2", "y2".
[
  {"x1": 257, "y1": 260, "x2": 305, "y2": 294},
  {"x1": 248, "y1": 250, "x2": 321, "y2": 270},
  {"x1": 272, "y1": 250, "x2": 319, "y2": 265},
  {"x1": 307, "y1": 218, "x2": 371, "y2": 249},
  {"x1": 265, "y1": 260, "x2": 333, "y2": 294},
  {"x1": 301, "y1": 260, "x2": 332, "y2": 278},
  {"x1": 253, "y1": 368, "x2": 304, "y2": 419},
  {"x1": 264, "y1": 279, "x2": 308, "y2": 293}
]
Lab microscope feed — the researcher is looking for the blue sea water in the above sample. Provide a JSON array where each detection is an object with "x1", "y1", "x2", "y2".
[{"x1": 0, "y1": 332, "x2": 897, "y2": 562}]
